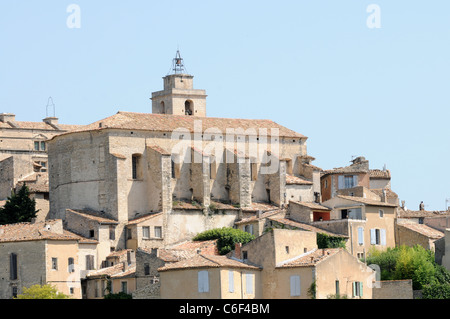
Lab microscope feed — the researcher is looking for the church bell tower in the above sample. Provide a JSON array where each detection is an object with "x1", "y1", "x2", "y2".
[{"x1": 151, "y1": 50, "x2": 207, "y2": 117}]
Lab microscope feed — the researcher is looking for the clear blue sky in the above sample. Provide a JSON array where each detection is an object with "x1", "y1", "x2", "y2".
[{"x1": 0, "y1": 1, "x2": 449, "y2": 211}]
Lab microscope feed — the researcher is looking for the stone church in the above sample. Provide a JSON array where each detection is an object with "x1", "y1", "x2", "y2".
[{"x1": 47, "y1": 52, "x2": 321, "y2": 262}]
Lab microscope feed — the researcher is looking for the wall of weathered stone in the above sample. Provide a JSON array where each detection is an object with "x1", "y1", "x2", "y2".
[{"x1": 372, "y1": 280, "x2": 413, "y2": 299}]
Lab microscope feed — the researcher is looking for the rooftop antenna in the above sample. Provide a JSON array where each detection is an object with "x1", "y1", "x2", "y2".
[
  {"x1": 446, "y1": 198, "x2": 450, "y2": 211},
  {"x1": 46, "y1": 97, "x2": 56, "y2": 117}
]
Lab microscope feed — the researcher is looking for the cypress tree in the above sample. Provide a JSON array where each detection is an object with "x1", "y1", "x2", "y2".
[{"x1": 0, "y1": 183, "x2": 39, "y2": 225}]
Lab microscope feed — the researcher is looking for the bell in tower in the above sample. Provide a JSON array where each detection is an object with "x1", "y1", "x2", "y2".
[{"x1": 151, "y1": 50, "x2": 207, "y2": 117}]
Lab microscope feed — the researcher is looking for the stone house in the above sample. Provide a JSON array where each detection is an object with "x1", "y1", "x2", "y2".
[
  {"x1": 158, "y1": 254, "x2": 262, "y2": 299},
  {"x1": 231, "y1": 228, "x2": 374, "y2": 299},
  {"x1": 314, "y1": 195, "x2": 397, "y2": 259},
  {"x1": 84, "y1": 262, "x2": 136, "y2": 299},
  {"x1": 158, "y1": 229, "x2": 374, "y2": 299},
  {"x1": 0, "y1": 219, "x2": 97, "y2": 299},
  {"x1": 320, "y1": 156, "x2": 392, "y2": 202},
  {"x1": 133, "y1": 239, "x2": 219, "y2": 299},
  {"x1": 0, "y1": 113, "x2": 81, "y2": 221}
]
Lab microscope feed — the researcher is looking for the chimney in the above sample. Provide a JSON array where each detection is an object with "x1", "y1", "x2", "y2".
[
  {"x1": 381, "y1": 189, "x2": 387, "y2": 203},
  {"x1": 43, "y1": 117, "x2": 59, "y2": 126},
  {"x1": 0, "y1": 113, "x2": 15, "y2": 123},
  {"x1": 235, "y1": 242, "x2": 242, "y2": 260}
]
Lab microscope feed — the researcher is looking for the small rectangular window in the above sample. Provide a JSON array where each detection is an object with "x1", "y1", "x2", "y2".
[
  {"x1": 89, "y1": 229, "x2": 95, "y2": 238},
  {"x1": 34, "y1": 141, "x2": 40, "y2": 151},
  {"x1": 52, "y1": 257, "x2": 58, "y2": 270},
  {"x1": 379, "y1": 209, "x2": 384, "y2": 218},
  {"x1": 144, "y1": 263, "x2": 150, "y2": 276},
  {"x1": 142, "y1": 226, "x2": 150, "y2": 239},
  {"x1": 10, "y1": 253, "x2": 18, "y2": 280},
  {"x1": 68, "y1": 257, "x2": 75, "y2": 273},
  {"x1": 109, "y1": 226, "x2": 115, "y2": 240},
  {"x1": 154, "y1": 226, "x2": 162, "y2": 238},
  {"x1": 40, "y1": 141, "x2": 46, "y2": 151},
  {"x1": 121, "y1": 281, "x2": 128, "y2": 293}
]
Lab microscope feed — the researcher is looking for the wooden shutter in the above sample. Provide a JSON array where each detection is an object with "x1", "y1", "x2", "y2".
[
  {"x1": 357, "y1": 227, "x2": 364, "y2": 245},
  {"x1": 338, "y1": 175, "x2": 344, "y2": 189},
  {"x1": 290, "y1": 275, "x2": 300, "y2": 297},
  {"x1": 380, "y1": 229, "x2": 386, "y2": 246},
  {"x1": 352, "y1": 175, "x2": 358, "y2": 187},
  {"x1": 245, "y1": 273, "x2": 254, "y2": 294},
  {"x1": 370, "y1": 229, "x2": 376, "y2": 245},
  {"x1": 359, "y1": 282, "x2": 363, "y2": 297},
  {"x1": 228, "y1": 271, "x2": 234, "y2": 293},
  {"x1": 198, "y1": 270, "x2": 209, "y2": 293}
]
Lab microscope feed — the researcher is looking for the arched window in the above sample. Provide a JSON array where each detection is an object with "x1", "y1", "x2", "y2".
[
  {"x1": 160, "y1": 101, "x2": 165, "y2": 114},
  {"x1": 185, "y1": 100, "x2": 193, "y2": 115}
]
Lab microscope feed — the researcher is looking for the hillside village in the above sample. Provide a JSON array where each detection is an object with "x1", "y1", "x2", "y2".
[{"x1": 1, "y1": 53, "x2": 450, "y2": 299}]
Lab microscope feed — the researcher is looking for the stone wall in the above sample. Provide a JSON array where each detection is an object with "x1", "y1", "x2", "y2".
[{"x1": 372, "y1": 280, "x2": 413, "y2": 299}]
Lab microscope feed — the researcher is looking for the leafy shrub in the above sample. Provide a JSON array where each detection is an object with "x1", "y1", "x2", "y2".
[{"x1": 193, "y1": 227, "x2": 255, "y2": 255}]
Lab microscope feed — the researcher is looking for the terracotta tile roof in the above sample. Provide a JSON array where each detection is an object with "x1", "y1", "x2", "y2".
[
  {"x1": 286, "y1": 175, "x2": 313, "y2": 185},
  {"x1": 127, "y1": 212, "x2": 163, "y2": 225},
  {"x1": 369, "y1": 169, "x2": 391, "y2": 179},
  {"x1": 147, "y1": 144, "x2": 171, "y2": 156},
  {"x1": 107, "y1": 249, "x2": 133, "y2": 258},
  {"x1": 235, "y1": 210, "x2": 283, "y2": 225},
  {"x1": 158, "y1": 254, "x2": 261, "y2": 272},
  {"x1": 398, "y1": 223, "x2": 444, "y2": 240},
  {"x1": 54, "y1": 111, "x2": 305, "y2": 139},
  {"x1": 170, "y1": 239, "x2": 219, "y2": 256},
  {"x1": 17, "y1": 173, "x2": 49, "y2": 193},
  {"x1": 0, "y1": 220, "x2": 81, "y2": 243},
  {"x1": 370, "y1": 188, "x2": 398, "y2": 199},
  {"x1": 111, "y1": 265, "x2": 136, "y2": 279},
  {"x1": 267, "y1": 217, "x2": 348, "y2": 238},
  {"x1": 139, "y1": 240, "x2": 220, "y2": 262},
  {"x1": 336, "y1": 195, "x2": 397, "y2": 207},
  {"x1": 241, "y1": 202, "x2": 279, "y2": 212},
  {"x1": 397, "y1": 208, "x2": 450, "y2": 218},
  {"x1": 86, "y1": 264, "x2": 124, "y2": 278},
  {"x1": 276, "y1": 248, "x2": 341, "y2": 268},
  {"x1": 66, "y1": 209, "x2": 118, "y2": 224},
  {"x1": 289, "y1": 201, "x2": 331, "y2": 211},
  {"x1": 63, "y1": 229, "x2": 98, "y2": 244},
  {"x1": 0, "y1": 120, "x2": 82, "y2": 132}
]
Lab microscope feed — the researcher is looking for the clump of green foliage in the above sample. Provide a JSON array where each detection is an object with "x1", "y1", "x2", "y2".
[
  {"x1": 317, "y1": 233, "x2": 347, "y2": 249},
  {"x1": 366, "y1": 245, "x2": 450, "y2": 298},
  {"x1": 15, "y1": 284, "x2": 71, "y2": 299},
  {"x1": 104, "y1": 291, "x2": 133, "y2": 299},
  {"x1": 193, "y1": 227, "x2": 255, "y2": 255}
]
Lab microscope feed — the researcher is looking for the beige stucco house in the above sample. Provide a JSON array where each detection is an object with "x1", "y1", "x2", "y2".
[
  {"x1": 158, "y1": 254, "x2": 262, "y2": 299},
  {"x1": 0, "y1": 219, "x2": 97, "y2": 299}
]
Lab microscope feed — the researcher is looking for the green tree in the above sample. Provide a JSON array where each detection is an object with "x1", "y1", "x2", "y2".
[
  {"x1": 0, "y1": 184, "x2": 39, "y2": 225},
  {"x1": 15, "y1": 284, "x2": 71, "y2": 299},
  {"x1": 366, "y1": 245, "x2": 450, "y2": 293},
  {"x1": 193, "y1": 227, "x2": 255, "y2": 255}
]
